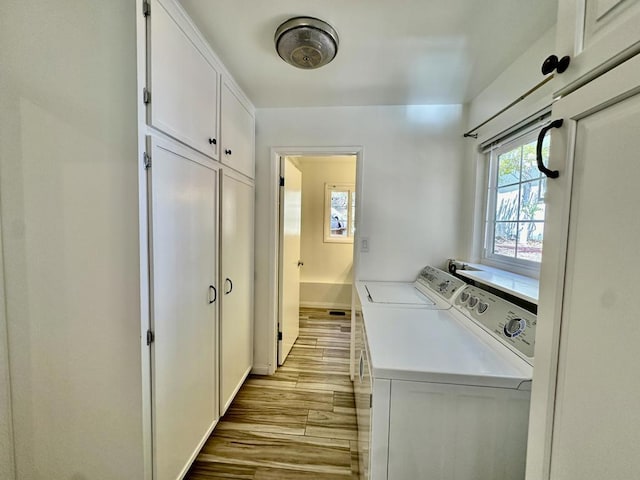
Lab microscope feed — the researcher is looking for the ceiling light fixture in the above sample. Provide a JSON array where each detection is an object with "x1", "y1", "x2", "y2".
[{"x1": 274, "y1": 17, "x2": 339, "y2": 70}]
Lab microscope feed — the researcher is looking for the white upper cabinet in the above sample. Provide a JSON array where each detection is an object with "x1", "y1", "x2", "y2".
[
  {"x1": 221, "y1": 80, "x2": 255, "y2": 178},
  {"x1": 553, "y1": 0, "x2": 640, "y2": 95},
  {"x1": 148, "y1": 0, "x2": 220, "y2": 159}
]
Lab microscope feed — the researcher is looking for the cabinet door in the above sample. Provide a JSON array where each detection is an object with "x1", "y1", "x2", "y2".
[
  {"x1": 354, "y1": 320, "x2": 372, "y2": 480},
  {"x1": 220, "y1": 172, "x2": 254, "y2": 414},
  {"x1": 554, "y1": 0, "x2": 640, "y2": 95},
  {"x1": 149, "y1": 0, "x2": 219, "y2": 159},
  {"x1": 221, "y1": 81, "x2": 255, "y2": 178},
  {"x1": 149, "y1": 138, "x2": 218, "y2": 480},
  {"x1": 535, "y1": 54, "x2": 640, "y2": 480}
]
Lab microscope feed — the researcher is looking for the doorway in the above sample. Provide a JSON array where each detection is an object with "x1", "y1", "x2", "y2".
[{"x1": 277, "y1": 152, "x2": 359, "y2": 366}]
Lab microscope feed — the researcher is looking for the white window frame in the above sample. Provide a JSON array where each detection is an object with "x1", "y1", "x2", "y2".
[
  {"x1": 481, "y1": 126, "x2": 548, "y2": 277},
  {"x1": 324, "y1": 183, "x2": 355, "y2": 244}
]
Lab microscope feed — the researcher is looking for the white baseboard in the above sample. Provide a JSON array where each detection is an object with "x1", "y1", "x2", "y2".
[
  {"x1": 299, "y1": 301, "x2": 352, "y2": 310},
  {"x1": 250, "y1": 364, "x2": 273, "y2": 375}
]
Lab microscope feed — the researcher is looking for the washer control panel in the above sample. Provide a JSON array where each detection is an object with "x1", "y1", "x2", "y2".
[
  {"x1": 417, "y1": 266, "x2": 467, "y2": 300},
  {"x1": 454, "y1": 285, "x2": 535, "y2": 362}
]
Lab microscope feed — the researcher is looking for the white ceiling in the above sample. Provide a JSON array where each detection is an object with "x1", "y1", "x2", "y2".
[{"x1": 178, "y1": 0, "x2": 557, "y2": 108}]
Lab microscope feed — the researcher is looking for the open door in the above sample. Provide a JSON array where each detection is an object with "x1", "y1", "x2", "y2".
[{"x1": 278, "y1": 157, "x2": 302, "y2": 365}]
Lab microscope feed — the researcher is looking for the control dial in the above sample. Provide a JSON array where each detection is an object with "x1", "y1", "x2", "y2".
[
  {"x1": 477, "y1": 302, "x2": 488, "y2": 314},
  {"x1": 467, "y1": 296, "x2": 479, "y2": 308},
  {"x1": 504, "y1": 318, "x2": 526, "y2": 338},
  {"x1": 460, "y1": 291, "x2": 470, "y2": 303}
]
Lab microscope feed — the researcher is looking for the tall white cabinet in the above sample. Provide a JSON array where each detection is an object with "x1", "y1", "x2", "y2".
[
  {"x1": 142, "y1": 0, "x2": 255, "y2": 477},
  {"x1": 527, "y1": 3, "x2": 640, "y2": 479},
  {"x1": 220, "y1": 171, "x2": 255, "y2": 414},
  {"x1": 148, "y1": 138, "x2": 219, "y2": 480}
]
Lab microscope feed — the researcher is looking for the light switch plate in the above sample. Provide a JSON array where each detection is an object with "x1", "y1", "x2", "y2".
[{"x1": 360, "y1": 237, "x2": 369, "y2": 253}]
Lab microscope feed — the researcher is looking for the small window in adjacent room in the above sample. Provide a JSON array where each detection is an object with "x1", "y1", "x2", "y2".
[
  {"x1": 324, "y1": 183, "x2": 355, "y2": 243},
  {"x1": 483, "y1": 129, "x2": 549, "y2": 272}
]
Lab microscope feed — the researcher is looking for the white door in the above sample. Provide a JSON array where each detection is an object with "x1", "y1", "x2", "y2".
[
  {"x1": 149, "y1": 138, "x2": 218, "y2": 480},
  {"x1": 278, "y1": 158, "x2": 302, "y2": 365},
  {"x1": 220, "y1": 172, "x2": 254, "y2": 414},
  {"x1": 528, "y1": 53, "x2": 640, "y2": 480}
]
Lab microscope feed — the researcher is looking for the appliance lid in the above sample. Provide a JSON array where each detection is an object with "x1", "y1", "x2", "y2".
[{"x1": 365, "y1": 283, "x2": 435, "y2": 306}]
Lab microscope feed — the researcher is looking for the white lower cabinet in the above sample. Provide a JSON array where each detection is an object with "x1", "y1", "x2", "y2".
[
  {"x1": 354, "y1": 305, "x2": 372, "y2": 479},
  {"x1": 219, "y1": 171, "x2": 255, "y2": 414},
  {"x1": 148, "y1": 137, "x2": 219, "y2": 480}
]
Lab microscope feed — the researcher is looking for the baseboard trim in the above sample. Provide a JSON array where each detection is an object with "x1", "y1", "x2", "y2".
[
  {"x1": 250, "y1": 364, "x2": 272, "y2": 376},
  {"x1": 300, "y1": 301, "x2": 352, "y2": 310}
]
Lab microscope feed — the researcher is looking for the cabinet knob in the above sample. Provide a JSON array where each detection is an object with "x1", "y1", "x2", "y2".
[
  {"x1": 208, "y1": 138, "x2": 217, "y2": 145},
  {"x1": 225, "y1": 149, "x2": 232, "y2": 155},
  {"x1": 541, "y1": 55, "x2": 571, "y2": 75}
]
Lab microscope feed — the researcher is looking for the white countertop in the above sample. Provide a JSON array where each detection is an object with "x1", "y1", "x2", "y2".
[
  {"x1": 455, "y1": 264, "x2": 539, "y2": 304},
  {"x1": 356, "y1": 283, "x2": 532, "y2": 389}
]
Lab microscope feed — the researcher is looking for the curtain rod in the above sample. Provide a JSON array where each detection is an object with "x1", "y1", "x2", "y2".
[{"x1": 463, "y1": 74, "x2": 555, "y2": 139}]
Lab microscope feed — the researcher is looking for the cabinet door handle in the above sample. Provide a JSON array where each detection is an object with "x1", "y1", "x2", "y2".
[
  {"x1": 225, "y1": 149, "x2": 232, "y2": 155},
  {"x1": 224, "y1": 278, "x2": 233, "y2": 295},
  {"x1": 359, "y1": 351, "x2": 364, "y2": 382},
  {"x1": 541, "y1": 54, "x2": 571, "y2": 75},
  {"x1": 536, "y1": 120, "x2": 562, "y2": 179},
  {"x1": 208, "y1": 285, "x2": 217, "y2": 304},
  {"x1": 208, "y1": 138, "x2": 217, "y2": 145}
]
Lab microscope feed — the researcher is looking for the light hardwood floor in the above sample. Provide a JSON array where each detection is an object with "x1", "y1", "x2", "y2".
[{"x1": 185, "y1": 308, "x2": 358, "y2": 479}]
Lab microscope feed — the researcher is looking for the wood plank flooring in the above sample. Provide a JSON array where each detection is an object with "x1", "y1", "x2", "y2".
[{"x1": 185, "y1": 308, "x2": 358, "y2": 479}]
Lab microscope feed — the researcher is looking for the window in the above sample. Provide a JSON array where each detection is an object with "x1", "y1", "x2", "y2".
[
  {"x1": 484, "y1": 130, "x2": 549, "y2": 271},
  {"x1": 324, "y1": 183, "x2": 356, "y2": 243}
]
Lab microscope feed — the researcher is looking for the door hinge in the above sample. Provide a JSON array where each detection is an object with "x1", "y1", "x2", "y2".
[
  {"x1": 142, "y1": 0, "x2": 151, "y2": 17},
  {"x1": 143, "y1": 152, "x2": 152, "y2": 169},
  {"x1": 278, "y1": 331, "x2": 283, "y2": 341},
  {"x1": 279, "y1": 176, "x2": 284, "y2": 187},
  {"x1": 146, "y1": 329, "x2": 155, "y2": 346},
  {"x1": 143, "y1": 87, "x2": 151, "y2": 104}
]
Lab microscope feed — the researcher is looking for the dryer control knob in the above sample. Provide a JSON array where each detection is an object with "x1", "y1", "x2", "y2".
[
  {"x1": 468, "y1": 296, "x2": 479, "y2": 308},
  {"x1": 504, "y1": 318, "x2": 526, "y2": 338}
]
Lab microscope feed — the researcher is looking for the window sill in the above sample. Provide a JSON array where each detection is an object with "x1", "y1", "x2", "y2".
[{"x1": 455, "y1": 262, "x2": 539, "y2": 305}]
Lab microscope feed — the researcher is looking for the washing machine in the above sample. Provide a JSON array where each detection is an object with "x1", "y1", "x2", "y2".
[
  {"x1": 357, "y1": 265, "x2": 466, "y2": 309},
  {"x1": 354, "y1": 282, "x2": 536, "y2": 480}
]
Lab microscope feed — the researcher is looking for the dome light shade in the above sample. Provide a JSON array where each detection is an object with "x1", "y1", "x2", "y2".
[{"x1": 274, "y1": 17, "x2": 339, "y2": 69}]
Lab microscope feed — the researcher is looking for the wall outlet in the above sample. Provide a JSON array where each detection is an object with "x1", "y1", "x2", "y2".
[{"x1": 360, "y1": 237, "x2": 370, "y2": 253}]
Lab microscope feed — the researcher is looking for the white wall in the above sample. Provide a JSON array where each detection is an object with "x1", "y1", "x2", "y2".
[
  {"x1": 459, "y1": 26, "x2": 557, "y2": 261},
  {"x1": 254, "y1": 105, "x2": 467, "y2": 371},
  {"x1": 0, "y1": 2, "x2": 144, "y2": 479},
  {"x1": 297, "y1": 156, "x2": 356, "y2": 308}
]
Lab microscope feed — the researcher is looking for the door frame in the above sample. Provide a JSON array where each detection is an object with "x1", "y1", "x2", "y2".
[{"x1": 266, "y1": 146, "x2": 364, "y2": 375}]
